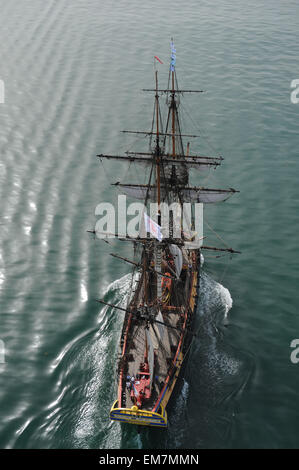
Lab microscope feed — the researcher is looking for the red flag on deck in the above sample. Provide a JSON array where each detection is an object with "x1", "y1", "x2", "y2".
[{"x1": 154, "y1": 56, "x2": 163, "y2": 64}]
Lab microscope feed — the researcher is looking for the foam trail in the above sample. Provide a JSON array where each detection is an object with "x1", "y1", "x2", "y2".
[
  {"x1": 217, "y1": 283, "x2": 232, "y2": 318},
  {"x1": 199, "y1": 271, "x2": 233, "y2": 320}
]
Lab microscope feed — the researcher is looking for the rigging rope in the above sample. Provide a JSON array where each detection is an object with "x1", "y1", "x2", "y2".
[{"x1": 204, "y1": 217, "x2": 231, "y2": 250}]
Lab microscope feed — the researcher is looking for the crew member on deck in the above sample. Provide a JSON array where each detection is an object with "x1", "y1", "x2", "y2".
[{"x1": 126, "y1": 375, "x2": 131, "y2": 390}]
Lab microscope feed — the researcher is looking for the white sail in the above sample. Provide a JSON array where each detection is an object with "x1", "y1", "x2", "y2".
[
  {"x1": 145, "y1": 329, "x2": 154, "y2": 391},
  {"x1": 149, "y1": 312, "x2": 170, "y2": 354},
  {"x1": 115, "y1": 185, "x2": 149, "y2": 200},
  {"x1": 182, "y1": 188, "x2": 237, "y2": 203},
  {"x1": 138, "y1": 205, "x2": 147, "y2": 238},
  {"x1": 169, "y1": 244, "x2": 183, "y2": 278},
  {"x1": 156, "y1": 310, "x2": 165, "y2": 342}
]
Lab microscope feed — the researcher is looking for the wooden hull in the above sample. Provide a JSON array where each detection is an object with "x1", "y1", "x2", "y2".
[{"x1": 110, "y1": 249, "x2": 200, "y2": 429}]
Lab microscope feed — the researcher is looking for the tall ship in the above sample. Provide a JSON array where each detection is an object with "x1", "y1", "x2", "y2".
[{"x1": 93, "y1": 42, "x2": 239, "y2": 428}]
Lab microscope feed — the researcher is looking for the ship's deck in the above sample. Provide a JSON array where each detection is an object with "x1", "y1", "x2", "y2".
[{"x1": 120, "y1": 250, "x2": 195, "y2": 411}]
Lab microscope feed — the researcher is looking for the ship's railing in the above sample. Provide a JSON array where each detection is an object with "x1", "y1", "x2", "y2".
[{"x1": 110, "y1": 400, "x2": 167, "y2": 427}]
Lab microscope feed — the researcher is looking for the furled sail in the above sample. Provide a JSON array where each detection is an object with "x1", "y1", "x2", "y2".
[
  {"x1": 98, "y1": 153, "x2": 222, "y2": 170},
  {"x1": 162, "y1": 155, "x2": 222, "y2": 171},
  {"x1": 113, "y1": 183, "x2": 237, "y2": 203}
]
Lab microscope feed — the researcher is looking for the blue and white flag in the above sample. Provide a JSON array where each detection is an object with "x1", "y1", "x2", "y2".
[
  {"x1": 170, "y1": 40, "x2": 176, "y2": 71},
  {"x1": 144, "y1": 213, "x2": 163, "y2": 242}
]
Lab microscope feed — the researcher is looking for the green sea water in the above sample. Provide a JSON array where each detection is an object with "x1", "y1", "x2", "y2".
[{"x1": 0, "y1": 0, "x2": 299, "y2": 449}]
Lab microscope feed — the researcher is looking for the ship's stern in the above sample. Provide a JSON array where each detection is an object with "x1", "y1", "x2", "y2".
[{"x1": 110, "y1": 400, "x2": 167, "y2": 428}]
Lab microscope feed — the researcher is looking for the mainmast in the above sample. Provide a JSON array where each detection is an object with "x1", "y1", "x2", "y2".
[
  {"x1": 155, "y1": 70, "x2": 162, "y2": 302},
  {"x1": 155, "y1": 70, "x2": 161, "y2": 225}
]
